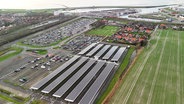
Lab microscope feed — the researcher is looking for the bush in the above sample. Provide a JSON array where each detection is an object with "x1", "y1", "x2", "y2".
[
  {"x1": 13, "y1": 95, "x2": 26, "y2": 101},
  {"x1": 31, "y1": 100, "x2": 45, "y2": 104},
  {"x1": 0, "y1": 88, "x2": 11, "y2": 95}
]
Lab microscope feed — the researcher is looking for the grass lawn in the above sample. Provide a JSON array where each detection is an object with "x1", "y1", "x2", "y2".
[
  {"x1": 0, "y1": 47, "x2": 23, "y2": 62},
  {"x1": 53, "y1": 46, "x2": 61, "y2": 49},
  {"x1": 96, "y1": 47, "x2": 135, "y2": 104},
  {"x1": 0, "y1": 9, "x2": 26, "y2": 13},
  {"x1": 17, "y1": 42, "x2": 44, "y2": 48},
  {"x1": 0, "y1": 88, "x2": 29, "y2": 104},
  {"x1": 86, "y1": 25, "x2": 119, "y2": 36},
  {"x1": 110, "y1": 29, "x2": 184, "y2": 104},
  {"x1": 0, "y1": 94, "x2": 29, "y2": 104},
  {"x1": 26, "y1": 49, "x2": 47, "y2": 55},
  {"x1": 0, "y1": 94, "x2": 21, "y2": 104}
]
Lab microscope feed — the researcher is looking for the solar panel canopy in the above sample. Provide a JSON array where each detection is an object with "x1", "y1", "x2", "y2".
[
  {"x1": 79, "y1": 63, "x2": 115, "y2": 104},
  {"x1": 53, "y1": 59, "x2": 96, "y2": 98},
  {"x1": 41, "y1": 57, "x2": 88, "y2": 94},
  {"x1": 65, "y1": 60, "x2": 106, "y2": 102},
  {"x1": 102, "y1": 46, "x2": 119, "y2": 60},
  {"x1": 30, "y1": 43, "x2": 126, "y2": 104},
  {"x1": 94, "y1": 45, "x2": 111, "y2": 59},
  {"x1": 78, "y1": 43, "x2": 97, "y2": 55},
  {"x1": 30, "y1": 55, "x2": 80, "y2": 90},
  {"x1": 86, "y1": 44, "x2": 104, "y2": 57},
  {"x1": 111, "y1": 47, "x2": 126, "y2": 62}
]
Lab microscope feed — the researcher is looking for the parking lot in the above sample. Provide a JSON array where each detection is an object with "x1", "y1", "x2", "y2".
[
  {"x1": 63, "y1": 35, "x2": 103, "y2": 54},
  {"x1": 22, "y1": 18, "x2": 97, "y2": 47},
  {"x1": 1, "y1": 49, "x2": 73, "y2": 90},
  {"x1": 0, "y1": 55, "x2": 35, "y2": 78}
]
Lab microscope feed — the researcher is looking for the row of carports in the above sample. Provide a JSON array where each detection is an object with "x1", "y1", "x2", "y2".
[
  {"x1": 30, "y1": 43, "x2": 127, "y2": 104},
  {"x1": 78, "y1": 43, "x2": 127, "y2": 62}
]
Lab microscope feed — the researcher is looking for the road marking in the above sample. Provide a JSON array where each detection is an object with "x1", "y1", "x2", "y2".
[
  {"x1": 0, "y1": 71, "x2": 14, "y2": 80},
  {"x1": 0, "y1": 62, "x2": 30, "y2": 80}
]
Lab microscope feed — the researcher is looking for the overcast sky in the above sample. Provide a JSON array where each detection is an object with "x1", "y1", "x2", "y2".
[{"x1": 0, "y1": 0, "x2": 182, "y2": 9}]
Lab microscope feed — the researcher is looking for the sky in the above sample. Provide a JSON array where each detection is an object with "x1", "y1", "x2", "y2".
[{"x1": 0, "y1": 0, "x2": 183, "y2": 9}]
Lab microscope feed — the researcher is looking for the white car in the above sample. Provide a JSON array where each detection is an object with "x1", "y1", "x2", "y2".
[
  {"x1": 41, "y1": 65, "x2": 46, "y2": 69},
  {"x1": 46, "y1": 62, "x2": 51, "y2": 66}
]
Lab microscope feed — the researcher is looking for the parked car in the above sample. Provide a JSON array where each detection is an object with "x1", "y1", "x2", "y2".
[
  {"x1": 19, "y1": 77, "x2": 27, "y2": 83},
  {"x1": 14, "y1": 69, "x2": 21, "y2": 72}
]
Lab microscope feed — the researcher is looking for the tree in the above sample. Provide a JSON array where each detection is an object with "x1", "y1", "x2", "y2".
[{"x1": 140, "y1": 40, "x2": 148, "y2": 46}]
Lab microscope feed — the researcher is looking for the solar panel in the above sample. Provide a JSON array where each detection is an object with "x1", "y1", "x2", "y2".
[
  {"x1": 79, "y1": 63, "x2": 115, "y2": 104},
  {"x1": 30, "y1": 55, "x2": 80, "y2": 90},
  {"x1": 94, "y1": 45, "x2": 111, "y2": 59},
  {"x1": 102, "y1": 46, "x2": 119, "y2": 60},
  {"x1": 41, "y1": 57, "x2": 88, "y2": 94},
  {"x1": 111, "y1": 47, "x2": 126, "y2": 62},
  {"x1": 78, "y1": 43, "x2": 97, "y2": 55},
  {"x1": 65, "y1": 60, "x2": 106, "y2": 102},
  {"x1": 53, "y1": 59, "x2": 96, "y2": 98},
  {"x1": 86, "y1": 44, "x2": 104, "y2": 57}
]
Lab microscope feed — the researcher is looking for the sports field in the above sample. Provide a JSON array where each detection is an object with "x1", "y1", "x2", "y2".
[
  {"x1": 86, "y1": 26, "x2": 119, "y2": 36},
  {"x1": 110, "y1": 29, "x2": 184, "y2": 104}
]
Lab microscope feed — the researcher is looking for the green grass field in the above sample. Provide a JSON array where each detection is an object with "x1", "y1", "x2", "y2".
[
  {"x1": 110, "y1": 29, "x2": 184, "y2": 104},
  {"x1": 86, "y1": 26, "x2": 119, "y2": 36},
  {"x1": 0, "y1": 47, "x2": 23, "y2": 62},
  {"x1": 0, "y1": 88, "x2": 29, "y2": 104},
  {"x1": 26, "y1": 49, "x2": 47, "y2": 55}
]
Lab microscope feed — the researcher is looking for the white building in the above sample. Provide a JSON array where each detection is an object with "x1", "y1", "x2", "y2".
[{"x1": 53, "y1": 10, "x2": 63, "y2": 16}]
